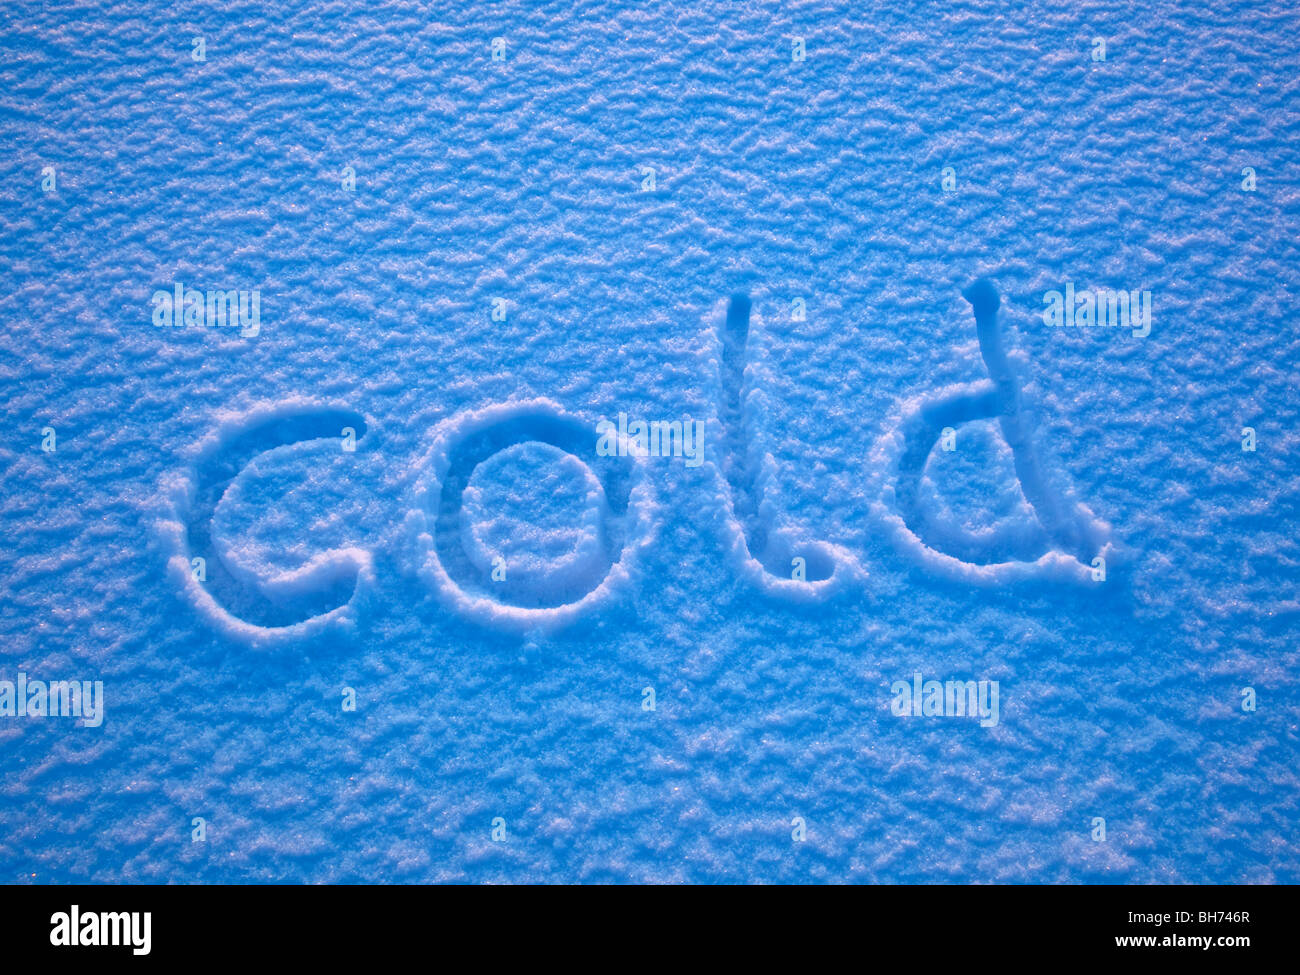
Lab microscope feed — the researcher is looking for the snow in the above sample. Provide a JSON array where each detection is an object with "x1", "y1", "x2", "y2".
[{"x1": 1, "y1": 0, "x2": 1297, "y2": 883}]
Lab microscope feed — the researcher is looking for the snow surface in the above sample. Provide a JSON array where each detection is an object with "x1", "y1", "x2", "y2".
[{"x1": 1, "y1": 0, "x2": 1298, "y2": 883}]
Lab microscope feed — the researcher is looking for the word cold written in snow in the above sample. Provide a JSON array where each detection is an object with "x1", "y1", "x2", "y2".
[
  {"x1": 1042, "y1": 283, "x2": 1152, "y2": 337},
  {"x1": 596, "y1": 413, "x2": 705, "y2": 467},
  {"x1": 152, "y1": 281, "x2": 261, "y2": 337},
  {"x1": 0, "y1": 673, "x2": 103, "y2": 727},
  {"x1": 50, "y1": 906, "x2": 151, "y2": 956},
  {"x1": 891, "y1": 673, "x2": 1000, "y2": 728}
]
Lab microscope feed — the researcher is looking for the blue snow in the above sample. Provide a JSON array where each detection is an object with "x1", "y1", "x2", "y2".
[{"x1": 0, "y1": 0, "x2": 1297, "y2": 883}]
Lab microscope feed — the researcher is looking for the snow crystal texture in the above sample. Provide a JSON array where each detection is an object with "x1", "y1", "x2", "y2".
[{"x1": 1, "y1": 0, "x2": 1298, "y2": 883}]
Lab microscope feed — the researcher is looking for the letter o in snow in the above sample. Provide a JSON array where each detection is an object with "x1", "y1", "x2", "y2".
[{"x1": 410, "y1": 400, "x2": 655, "y2": 633}]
